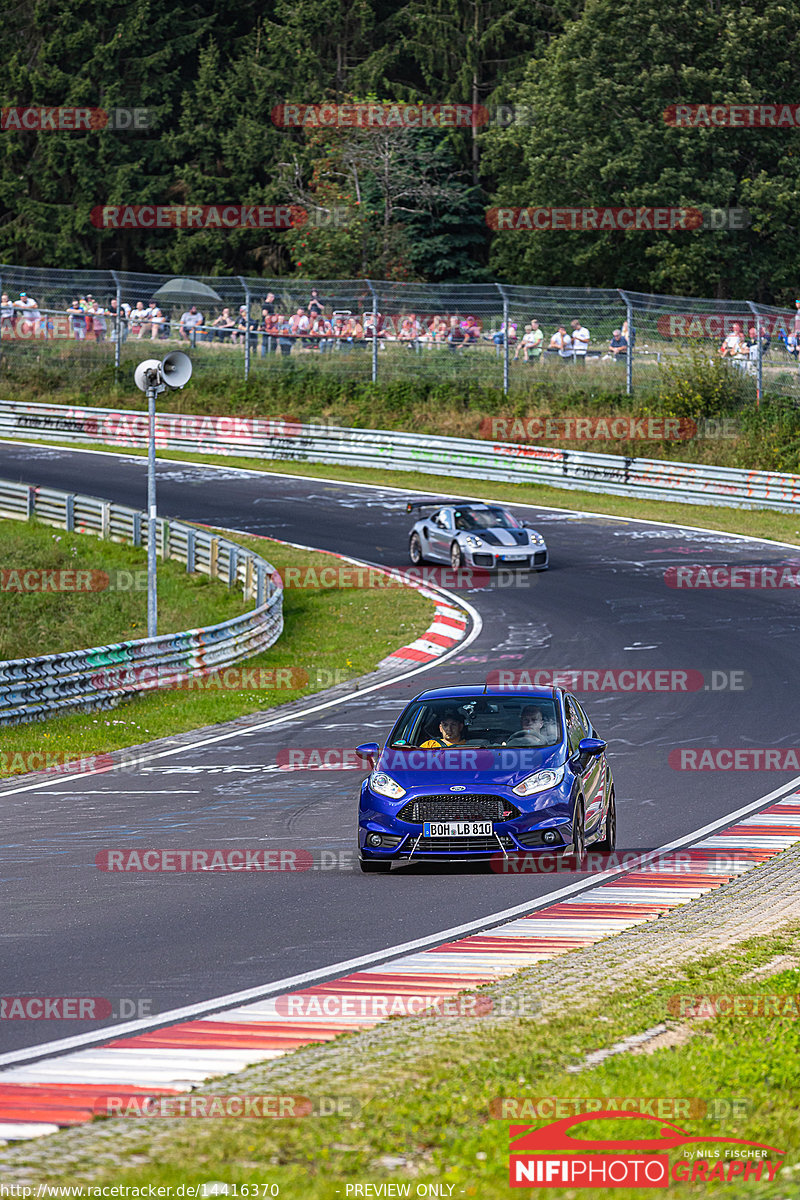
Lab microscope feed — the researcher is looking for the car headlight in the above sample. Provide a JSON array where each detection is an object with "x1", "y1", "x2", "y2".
[
  {"x1": 464, "y1": 535, "x2": 484, "y2": 548},
  {"x1": 529, "y1": 533, "x2": 545, "y2": 545},
  {"x1": 512, "y1": 765, "x2": 565, "y2": 796},
  {"x1": 369, "y1": 772, "x2": 406, "y2": 799}
]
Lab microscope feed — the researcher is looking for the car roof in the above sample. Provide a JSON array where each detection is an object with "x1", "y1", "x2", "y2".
[{"x1": 411, "y1": 685, "x2": 560, "y2": 702}]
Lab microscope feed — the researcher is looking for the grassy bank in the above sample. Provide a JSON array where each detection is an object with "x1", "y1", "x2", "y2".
[
  {"x1": 4, "y1": 344, "x2": 800, "y2": 471},
  {"x1": 0, "y1": 525, "x2": 433, "y2": 774}
]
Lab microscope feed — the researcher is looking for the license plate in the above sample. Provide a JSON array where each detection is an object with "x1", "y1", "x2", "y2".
[
  {"x1": 424, "y1": 821, "x2": 493, "y2": 837},
  {"x1": 500, "y1": 554, "x2": 527, "y2": 562}
]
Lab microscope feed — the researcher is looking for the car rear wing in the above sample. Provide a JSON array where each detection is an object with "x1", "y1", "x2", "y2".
[{"x1": 406, "y1": 499, "x2": 473, "y2": 513}]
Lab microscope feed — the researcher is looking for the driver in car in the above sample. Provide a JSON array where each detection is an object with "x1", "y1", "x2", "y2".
[
  {"x1": 419, "y1": 710, "x2": 470, "y2": 748},
  {"x1": 504, "y1": 705, "x2": 553, "y2": 746}
]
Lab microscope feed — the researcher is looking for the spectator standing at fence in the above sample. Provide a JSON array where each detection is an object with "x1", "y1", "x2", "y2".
[
  {"x1": 109, "y1": 298, "x2": 130, "y2": 343},
  {"x1": 515, "y1": 319, "x2": 542, "y2": 364},
  {"x1": 550, "y1": 324, "x2": 573, "y2": 361},
  {"x1": 66, "y1": 299, "x2": 86, "y2": 340},
  {"x1": 16, "y1": 292, "x2": 41, "y2": 336},
  {"x1": 135, "y1": 301, "x2": 153, "y2": 339},
  {"x1": 90, "y1": 300, "x2": 108, "y2": 342},
  {"x1": 1, "y1": 293, "x2": 14, "y2": 333},
  {"x1": 514, "y1": 324, "x2": 534, "y2": 361},
  {"x1": 290, "y1": 307, "x2": 310, "y2": 347},
  {"x1": 621, "y1": 318, "x2": 634, "y2": 348},
  {"x1": 83, "y1": 294, "x2": 95, "y2": 338},
  {"x1": 794, "y1": 300, "x2": 800, "y2": 338},
  {"x1": 261, "y1": 293, "x2": 276, "y2": 356},
  {"x1": 277, "y1": 314, "x2": 293, "y2": 356},
  {"x1": 232, "y1": 306, "x2": 249, "y2": 345},
  {"x1": 179, "y1": 306, "x2": 203, "y2": 342},
  {"x1": 308, "y1": 289, "x2": 324, "y2": 318},
  {"x1": 571, "y1": 318, "x2": 590, "y2": 364}
]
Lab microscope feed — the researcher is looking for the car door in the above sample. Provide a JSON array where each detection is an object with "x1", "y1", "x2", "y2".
[
  {"x1": 425, "y1": 509, "x2": 455, "y2": 561},
  {"x1": 565, "y1": 695, "x2": 604, "y2": 832}
]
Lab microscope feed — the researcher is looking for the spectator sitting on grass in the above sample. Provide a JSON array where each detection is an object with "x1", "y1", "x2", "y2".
[
  {"x1": 212, "y1": 307, "x2": 235, "y2": 341},
  {"x1": 605, "y1": 328, "x2": 628, "y2": 361},
  {"x1": 719, "y1": 322, "x2": 744, "y2": 357},
  {"x1": 179, "y1": 306, "x2": 203, "y2": 342}
]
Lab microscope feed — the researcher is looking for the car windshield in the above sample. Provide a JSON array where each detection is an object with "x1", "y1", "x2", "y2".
[
  {"x1": 389, "y1": 697, "x2": 562, "y2": 749},
  {"x1": 454, "y1": 506, "x2": 521, "y2": 531}
]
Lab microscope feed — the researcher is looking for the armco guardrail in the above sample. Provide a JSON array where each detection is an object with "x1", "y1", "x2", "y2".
[
  {"x1": 2, "y1": 399, "x2": 800, "y2": 513},
  {"x1": 0, "y1": 479, "x2": 283, "y2": 725}
]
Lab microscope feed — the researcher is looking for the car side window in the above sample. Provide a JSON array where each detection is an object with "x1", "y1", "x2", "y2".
[{"x1": 564, "y1": 697, "x2": 585, "y2": 754}]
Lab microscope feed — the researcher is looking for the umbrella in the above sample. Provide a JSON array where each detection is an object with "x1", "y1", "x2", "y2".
[{"x1": 151, "y1": 278, "x2": 224, "y2": 307}]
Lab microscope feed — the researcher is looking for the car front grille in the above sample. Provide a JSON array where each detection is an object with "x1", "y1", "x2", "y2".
[
  {"x1": 533, "y1": 550, "x2": 547, "y2": 565},
  {"x1": 412, "y1": 834, "x2": 516, "y2": 854},
  {"x1": 397, "y1": 795, "x2": 520, "y2": 824}
]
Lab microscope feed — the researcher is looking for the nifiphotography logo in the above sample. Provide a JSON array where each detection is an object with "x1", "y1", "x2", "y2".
[{"x1": 507, "y1": 1111, "x2": 784, "y2": 1188}]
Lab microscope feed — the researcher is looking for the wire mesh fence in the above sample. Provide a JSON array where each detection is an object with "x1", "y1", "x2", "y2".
[{"x1": 1, "y1": 263, "x2": 798, "y2": 403}]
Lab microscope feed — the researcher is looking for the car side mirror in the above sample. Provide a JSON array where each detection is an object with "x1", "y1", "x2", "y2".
[
  {"x1": 578, "y1": 737, "x2": 606, "y2": 757},
  {"x1": 356, "y1": 742, "x2": 380, "y2": 768}
]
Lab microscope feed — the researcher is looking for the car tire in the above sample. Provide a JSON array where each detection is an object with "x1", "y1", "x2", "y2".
[
  {"x1": 450, "y1": 542, "x2": 463, "y2": 570},
  {"x1": 409, "y1": 533, "x2": 425, "y2": 565},
  {"x1": 572, "y1": 797, "x2": 586, "y2": 862},
  {"x1": 594, "y1": 788, "x2": 616, "y2": 852},
  {"x1": 359, "y1": 858, "x2": 392, "y2": 873}
]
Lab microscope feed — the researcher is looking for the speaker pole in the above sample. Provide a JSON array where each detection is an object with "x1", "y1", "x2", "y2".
[{"x1": 146, "y1": 380, "x2": 158, "y2": 638}]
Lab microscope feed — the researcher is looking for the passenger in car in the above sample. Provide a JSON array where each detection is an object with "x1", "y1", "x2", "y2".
[
  {"x1": 419, "y1": 711, "x2": 471, "y2": 748},
  {"x1": 504, "y1": 705, "x2": 555, "y2": 745}
]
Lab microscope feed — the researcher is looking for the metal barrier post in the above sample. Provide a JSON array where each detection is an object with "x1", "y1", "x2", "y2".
[
  {"x1": 111, "y1": 270, "x2": 122, "y2": 377},
  {"x1": 366, "y1": 279, "x2": 378, "y2": 384},
  {"x1": 239, "y1": 276, "x2": 251, "y2": 381},
  {"x1": 501, "y1": 285, "x2": 511, "y2": 395},
  {"x1": 748, "y1": 302, "x2": 762, "y2": 406},
  {"x1": 619, "y1": 291, "x2": 634, "y2": 397}
]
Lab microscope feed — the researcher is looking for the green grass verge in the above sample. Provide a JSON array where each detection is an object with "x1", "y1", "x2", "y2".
[
  {"x1": 0, "y1": 517, "x2": 251, "y2": 660},
  {"x1": 0, "y1": 526, "x2": 433, "y2": 775},
  {"x1": 11, "y1": 436, "x2": 800, "y2": 549},
  {"x1": 19, "y1": 925, "x2": 800, "y2": 1198},
  {"x1": 5, "y1": 343, "x2": 800, "y2": 469}
]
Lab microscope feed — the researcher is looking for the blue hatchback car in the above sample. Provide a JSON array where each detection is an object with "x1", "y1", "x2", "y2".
[{"x1": 356, "y1": 685, "x2": 615, "y2": 872}]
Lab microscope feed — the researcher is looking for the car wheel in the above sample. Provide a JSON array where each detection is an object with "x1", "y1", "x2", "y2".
[
  {"x1": 450, "y1": 542, "x2": 463, "y2": 570},
  {"x1": 409, "y1": 533, "x2": 424, "y2": 565},
  {"x1": 572, "y1": 798, "x2": 586, "y2": 862},
  {"x1": 594, "y1": 788, "x2": 616, "y2": 852},
  {"x1": 359, "y1": 858, "x2": 392, "y2": 873}
]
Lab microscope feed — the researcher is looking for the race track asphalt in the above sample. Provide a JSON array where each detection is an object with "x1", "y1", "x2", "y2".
[{"x1": 1, "y1": 441, "x2": 798, "y2": 1054}]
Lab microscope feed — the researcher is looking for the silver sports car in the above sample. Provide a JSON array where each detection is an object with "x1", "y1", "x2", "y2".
[{"x1": 406, "y1": 501, "x2": 548, "y2": 571}]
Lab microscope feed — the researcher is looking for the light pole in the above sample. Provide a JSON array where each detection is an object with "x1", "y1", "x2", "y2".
[{"x1": 133, "y1": 352, "x2": 193, "y2": 637}]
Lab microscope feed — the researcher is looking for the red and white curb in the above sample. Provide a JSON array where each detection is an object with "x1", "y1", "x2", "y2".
[
  {"x1": 379, "y1": 599, "x2": 468, "y2": 665},
  {"x1": 2, "y1": 793, "x2": 799, "y2": 1142}
]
